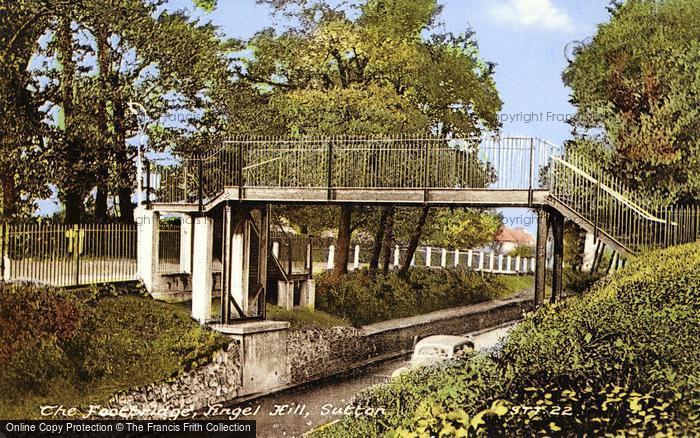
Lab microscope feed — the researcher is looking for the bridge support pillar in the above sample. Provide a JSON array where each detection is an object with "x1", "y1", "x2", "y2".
[
  {"x1": 300, "y1": 280, "x2": 315, "y2": 309},
  {"x1": 136, "y1": 209, "x2": 159, "y2": 294},
  {"x1": 534, "y1": 208, "x2": 549, "y2": 306},
  {"x1": 277, "y1": 280, "x2": 294, "y2": 310},
  {"x1": 192, "y1": 216, "x2": 214, "y2": 324},
  {"x1": 550, "y1": 210, "x2": 565, "y2": 303}
]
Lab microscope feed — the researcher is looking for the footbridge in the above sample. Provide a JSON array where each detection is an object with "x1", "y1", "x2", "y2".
[{"x1": 138, "y1": 136, "x2": 698, "y2": 325}]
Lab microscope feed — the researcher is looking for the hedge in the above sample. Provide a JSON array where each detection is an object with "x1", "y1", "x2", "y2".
[{"x1": 315, "y1": 243, "x2": 700, "y2": 436}]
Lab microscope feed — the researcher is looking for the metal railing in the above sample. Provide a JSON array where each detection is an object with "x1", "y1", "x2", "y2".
[
  {"x1": 153, "y1": 136, "x2": 560, "y2": 205},
  {"x1": 0, "y1": 223, "x2": 137, "y2": 287},
  {"x1": 550, "y1": 151, "x2": 699, "y2": 254}
]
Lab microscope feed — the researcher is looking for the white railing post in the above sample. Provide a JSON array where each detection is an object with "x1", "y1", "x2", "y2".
[
  {"x1": 353, "y1": 245, "x2": 360, "y2": 270},
  {"x1": 394, "y1": 245, "x2": 400, "y2": 267},
  {"x1": 272, "y1": 241, "x2": 280, "y2": 258},
  {"x1": 478, "y1": 251, "x2": 484, "y2": 272},
  {"x1": 515, "y1": 255, "x2": 521, "y2": 273},
  {"x1": 467, "y1": 250, "x2": 473, "y2": 269},
  {"x1": 497, "y1": 254, "x2": 503, "y2": 272},
  {"x1": 441, "y1": 248, "x2": 447, "y2": 267},
  {"x1": 454, "y1": 249, "x2": 460, "y2": 267},
  {"x1": 489, "y1": 253, "x2": 495, "y2": 272},
  {"x1": 530, "y1": 257, "x2": 536, "y2": 273},
  {"x1": 327, "y1": 244, "x2": 335, "y2": 270},
  {"x1": 506, "y1": 255, "x2": 512, "y2": 273},
  {"x1": 425, "y1": 247, "x2": 432, "y2": 267}
]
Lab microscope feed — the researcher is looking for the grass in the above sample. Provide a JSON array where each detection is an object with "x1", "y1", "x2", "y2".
[
  {"x1": 266, "y1": 304, "x2": 351, "y2": 329},
  {"x1": 0, "y1": 289, "x2": 229, "y2": 420},
  {"x1": 492, "y1": 274, "x2": 534, "y2": 298}
]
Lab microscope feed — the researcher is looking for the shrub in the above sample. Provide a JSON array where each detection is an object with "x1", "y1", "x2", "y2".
[
  {"x1": 316, "y1": 268, "x2": 500, "y2": 326},
  {"x1": 316, "y1": 243, "x2": 700, "y2": 436}
]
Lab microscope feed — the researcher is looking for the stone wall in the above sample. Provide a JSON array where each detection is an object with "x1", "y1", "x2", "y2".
[
  {"x1": 109, "y1": 296, "x2": 531, "y2": 415},
  {"x1": 288, "y1": 296, "x2": 533, "y2": 387},
  {"x1": 109, "y1": 341, "x2": 241, "y2": 417}
]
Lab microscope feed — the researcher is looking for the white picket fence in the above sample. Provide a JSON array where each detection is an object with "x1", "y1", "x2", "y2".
[{"x1": 321, "y1": 244, "x2": 535, "y2": 275}]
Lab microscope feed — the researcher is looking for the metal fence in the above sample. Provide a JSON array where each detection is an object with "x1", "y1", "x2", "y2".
[
  {"x1": 158, "y1": 222, "x2": 182, "y2": 273},
  {"x1": 154, "y1": 136, "x2": 560, "y2": 204},
  {"x1": 550, "y1": 152, "x2": 700, "y2": 254},
  {"x1": 1, "y1": 223, "x2": 137, "y2": 287}
]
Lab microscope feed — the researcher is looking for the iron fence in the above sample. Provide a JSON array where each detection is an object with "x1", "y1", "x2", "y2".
[
  {"x1": 153, "y1": 136, "x2": 560, "y2": 204},
  {"x1": 158, "y1": 222, "x2": 182, "y2": 273},
  {"x1": 1, "y1": 223, "x2": 137, "y2": 287}
]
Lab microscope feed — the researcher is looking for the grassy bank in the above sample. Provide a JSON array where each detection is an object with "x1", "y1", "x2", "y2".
[
  {"x1": 315, "y1": 243, "x2": 700, "y2": 436},
  {"x1": 316, "y1": 268, "x2": 533, "y2": 326},
  {"x1": 0, "y1": 283, "x2": 229, "y2": 419}
]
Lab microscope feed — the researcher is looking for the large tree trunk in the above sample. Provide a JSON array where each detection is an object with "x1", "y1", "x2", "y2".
[
  {"x1": 330, "y1": 205, "x2": 352, "y2": 282},
  {"x1": 95, "y1": 186, "x2": 108, "y2": 222},
  {"x1": 1, "y1": 172, "x2": 17, "y2": 219},
  {"x1": 369, "y1": 206, "x2": 392, "y2": 272},
  {"x1": 398, "y1": 206, "x2": 430, "y2": 275},
  {"x1": 57, "y1": 14, "x2": 82, "y2": 224},
  {"x1": 381, "y1": 208, "x2": 395, "y2": 275},
  {"x1": 113, "y1": 97, "x2": 135, "y2": 224},
  {"x1": 94, "y1": 30, "x2": 111, "y2": 223}
]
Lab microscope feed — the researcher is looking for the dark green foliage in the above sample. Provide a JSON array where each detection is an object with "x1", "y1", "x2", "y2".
[
  {"x1": 316, "y1": 243, "x2": 700, "y2": 436},
  {"x1": 316, "y1": 268, "x2": 503, "y2": 326},
  {"x1": 0, "y1": 282, "x2": 229, "y2": 419}
]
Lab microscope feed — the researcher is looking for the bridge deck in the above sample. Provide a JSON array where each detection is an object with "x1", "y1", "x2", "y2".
[{"x1": 151, "y1": 187, "x2": 551, "y2": 212}]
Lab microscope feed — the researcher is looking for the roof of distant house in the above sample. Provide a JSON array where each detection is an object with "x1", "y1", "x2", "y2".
[{"x1": 494, "y1": 227, "x2": 535, "y2": 245}]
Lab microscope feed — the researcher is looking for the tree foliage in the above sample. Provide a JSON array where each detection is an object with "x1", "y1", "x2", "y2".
[{"x1": 564, "y1": 0, "x2": 700, "y2": 203}]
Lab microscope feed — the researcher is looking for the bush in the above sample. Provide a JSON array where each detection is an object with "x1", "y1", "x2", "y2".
[
  {"x1": 0, "y1": 282, "x2": 229, "y2": 419},
  {"x1": 316, "y1": 268, "x2": 502, "y2": 326},
  {"x1": 316, "y1": 243, "x2": 700, "y2": 436}
]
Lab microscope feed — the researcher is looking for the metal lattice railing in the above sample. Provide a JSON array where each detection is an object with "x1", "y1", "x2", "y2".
[
  {"x1": 153, "y1": 136, "x2": 560, "y2": 204},
  {"x1": 550, "y1": 151, "x2": 699, "y2": 254}
]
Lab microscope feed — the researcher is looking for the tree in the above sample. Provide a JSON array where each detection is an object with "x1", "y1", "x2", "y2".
[
  {"x1": 0, "y1": 0, "x2": 54, "y2": 220},
  {"x1": 28, "y1": 0, "x2": 235, "y2": 223},
  {"x1": 563, "y1": 0, "x2": 700, "y2": 203},
  {"x1": 241, "y1": 0, "x2": 502, "y2": 280}
]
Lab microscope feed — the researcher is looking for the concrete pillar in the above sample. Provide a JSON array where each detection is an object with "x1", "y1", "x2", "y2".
[
  {"x1": 535, "y1": 208, "x2": 549, "y2": 307},
  {"x1": 353, "y1": 245, "x2": 360, "y2": 270},
  {"x1": 179, "y1": 213, "x2": 193, "y2": 274},
  {"x1": 272, "y1": 241, "x2": 280, "y2": 258},
  {"x1": 230, "y1": 222, "x2": 250, "y2": 318},
  {"x1": 327, "y1": 245, "x2": 335, "y2": 270},
  {"x1": 393, "y1": 245, "x2": 400, "y2": 266},
  {"x1": 277, "y1": 280, "x2": 294, "y2": 310},
  {"x1": 551, "y1": 211, "x2": 565, "y2": 303},
  {"x1": 211, "y1": 321, "x2": 290, "y2": 397},
  {"x1": 192, "y1": 216, "x2": 214, "y2": 324},
  {"x1": 136, "y1": 209, "x2": 159, "y2": 294},
  {"x1": 581, "y1": 233, "x2": 597, "y2": 271},
  {"x1": 440, "y1": 248, "x2": 447, "y2": 267},
  {"x1": 454, "y1": 249, "x2": 460, "y2": 267},
  {"x1": 300, "y1": 280, "x2": 315, "y2": 309},
  {"x1": 425, "y1": 247, "x2": 432, "y2": 267}
]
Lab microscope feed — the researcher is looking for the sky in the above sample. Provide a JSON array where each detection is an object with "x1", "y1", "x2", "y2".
[{"x1": 165, "y1": 0, "x2": 612, "y2": 234}]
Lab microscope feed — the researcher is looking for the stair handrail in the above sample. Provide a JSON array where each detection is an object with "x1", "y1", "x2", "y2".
[{"x1": 550, "y1": 155, "x2": 670, "y2": 225}]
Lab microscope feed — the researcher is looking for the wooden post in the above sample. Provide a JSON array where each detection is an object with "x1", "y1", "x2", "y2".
[
  {"x1": 535, "y1": 208, "x2": 549, "y2": 307},
  {"x1": 259, "y1": 206, "x2": 269, "y2": 319},
  {"x1": 551, "y1": 210, "x2": 564, "y2": 303}
]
